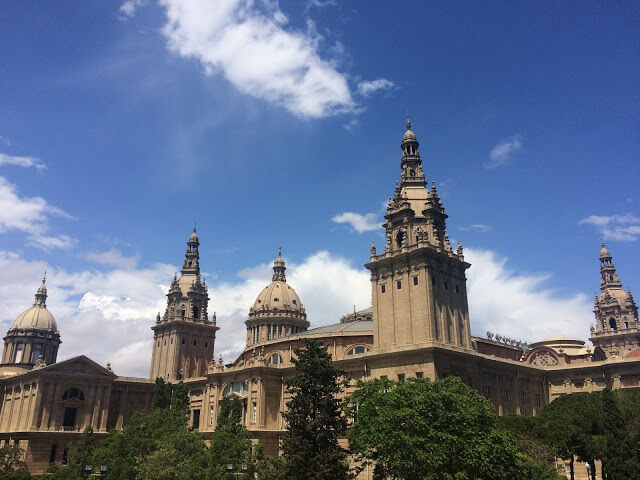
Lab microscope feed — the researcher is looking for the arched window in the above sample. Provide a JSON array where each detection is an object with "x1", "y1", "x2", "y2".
[
  {"x1": 222, "y1": 381, "x2": 248, "y2": 397},
  {"x1": 347, "y1": 346, "x2": 368, "y2": 356},
  {"x1": 269, "y1": 353, "x2": 283, "y2": 365},
  {"x1": 395, "y1": 230, "x2": 404, "y2": 249},
  {"x1": 62, "y1": 388, "x2": 85, "y2": 401},
  {"x1": 609, "y1": 318, "x2": 617, "y2": 331}
]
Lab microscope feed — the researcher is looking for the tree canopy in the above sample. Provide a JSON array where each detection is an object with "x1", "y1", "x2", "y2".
[
  {"x1": 348, "y1": 376, "x2": 561, "y2": 480},
  {"x1": 281, "y1": 338, "x2": 350, "y2": 480}
]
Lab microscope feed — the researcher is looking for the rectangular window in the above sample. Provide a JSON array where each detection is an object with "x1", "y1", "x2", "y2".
[
  {"x1": 416, "y1": 372, "x2": 423, "y2": 378},
  {"x1": 397, "y1": 281, "x2": 402, "y2": 290},
  {"x1": 192, "y1": 409, "x2": 200, "y2": 430},
  {"x1": 209, "y1": 406, "x2": 215, "y2": 425},
  {"x1": 381, "y1": 284, "x2": 386, "y2": 294},
  {"x1": 31, "y1": 344, "x2": 43, "y2": 363},
  {"x1": 519, "y1": 392, "x2": 526, "y2": 405},
  {"x1": 252, "y1": 402, "x2": 257, "y2": 423},
  {"x1": 398, "y1": 374, "x2": 405, "y2": 382},
  {"x1": 14, "y1": 343, "x2": 23, "y2": 363},
  {"x1": 455, "y1": 285, "x2": 460, "y2": 293},
  {"x1": 431, "y1": 276, "x2": 436, "y2": 286},
  {"x1": 444, "y1": 281, "x2": 448, "y2": 290},
  {"x1": 535, "y1": 394, "x2": 541, "y2": 407},
  {"x1": 483, "y1": 386, "x2": 491, "y2": 399},
  {"x1": 503, "y1": 390, "x2": 510, "y2": 404},
  {"x1": 49, "y1": 444, "x2": 57, "y2": 463},
  {"x1": 267, "y1": 324, "x2": 271, "y2": 340},
  {"x1": 413, "y1": 276, "x2": 418, "y2": 286}
]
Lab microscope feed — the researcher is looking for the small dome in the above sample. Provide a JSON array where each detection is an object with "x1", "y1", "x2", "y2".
[
  {"x1": 12, "y1": 306, "x2": 58, "y2": 332},
  {"x1": 402, "y1": 128, "x2": 416, "y2": 142},
  {"x1": 600, "y1": 242, "x2": 611, "y2": 258}
]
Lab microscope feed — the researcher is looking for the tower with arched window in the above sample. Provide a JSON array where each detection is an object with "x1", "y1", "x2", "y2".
[
  {"x1": 366, "y1": 119, "x2": 472, "y2": 350},
  {"x1": 590, "y1": 243, "x2": 639, "y2": 359},
  {"x1": 150, "y1": 226, "x2": 219, "y2": 381}
]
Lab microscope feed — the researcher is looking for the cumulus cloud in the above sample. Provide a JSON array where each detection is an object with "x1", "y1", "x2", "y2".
[
  {"x1": 578, "y1": 214, "x2": 640, "y2": 242},
  {"x1": 0, "y1": 176, "x2": 76, "y2": 249},
  {"x1": 85, "y1": 249, "x2": 140, "y2": 269},
  {"x1": 0, "y1": 153, "x2": 45, "y2": 171},
  {"x1": 158, "y1": 0, "x2": 354, "y2": 118},
  {"x1": 459, "y1": 224, "x2": 492, "y2": 232},
  {"x1": 465, "y1": 248, "x2": 593, "y2": 343},
  {"x1": 356, "y1": 78, "x2": 395, "y2": 97},
  {"x1": 485, "y1": 134, "x2": 522, "y2": 169},
  {"x1": 332, "y1": 212, "x2": 380, "y2": 233}
]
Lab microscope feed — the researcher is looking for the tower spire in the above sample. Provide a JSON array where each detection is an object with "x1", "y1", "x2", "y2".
[
  {"x1": 34, "y1": 274, "x2": 48, "y2": 307},
  {"x1": 272, "y1": 248, "x2": 286, "y2": 282},
  {"x1": 399, "y1": 116, "x2": 426, "y2": 188}
]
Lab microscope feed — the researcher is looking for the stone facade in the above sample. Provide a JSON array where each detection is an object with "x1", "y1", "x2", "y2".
[{"x1": 0, "y1": 120, "x2": 638, "y2": 477}]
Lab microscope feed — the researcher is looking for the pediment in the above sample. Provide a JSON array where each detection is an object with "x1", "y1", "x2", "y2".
[{"x1": 39, "y1": 355, "x2": 116, "y2": 377}]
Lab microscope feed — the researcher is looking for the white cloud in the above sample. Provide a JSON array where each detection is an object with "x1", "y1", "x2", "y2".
[
  {"x1": 159, "y1": 0, "x2": 354, "y2": 118},
  {"x1": 0, "y1": 137, "x2": 11, "y2": 147},
  {"x1": 343, "y1": 118, "x2": 359, "y2": 132},
  {"x1": 0, "y1": 176, "x2": 76, "y2": 249},
  {"x1": 305, "y1": 0, "x2": 337, "y2": 12},
  {"x1": 485, "y1": 134, "x2": 522, "y2": 169},
  {"x1": 356, "y1": 78, "x2": 395, "y2": 97},
  {"x1": 465, "y1": 248, "x2": 593, "y2": 343},
  {"x1": 578, "y1": 214, "x2": 640, "y2": 241},
  {"x1": 0, "y1": 153, "x2": 46, "y2": 171},
  {"x1": 85, "y1": 249, "x2": 140, "y2": 269},
  {"x1": 119, "y1": 0, "x2": 148, "y2": 19},
  {"x1": 332, "y1": 212, "x2": 380, "y2": 233},
  {"x1": 459, "y1": 224, "x2": 492, "y2": 232}
]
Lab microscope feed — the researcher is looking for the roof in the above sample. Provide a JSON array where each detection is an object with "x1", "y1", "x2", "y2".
[
  {"x1": 11, "y1": 305, "x2": 58, "y2": 332},
  {"x1": 300, "y1": 319, "x2": 373, "y2": 336}
]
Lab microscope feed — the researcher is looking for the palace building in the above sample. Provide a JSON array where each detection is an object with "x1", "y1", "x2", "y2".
[{"x1": 1, "y1": 120, "x2": 639, "y2": 475}]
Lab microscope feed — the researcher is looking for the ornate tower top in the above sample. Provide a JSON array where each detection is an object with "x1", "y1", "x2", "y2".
[
  {"x1": 272, "y1": 248, "x2": 286, "y2": 282},
  {"x1": 599, "y1": 241, "x2": 622, "y2": 290},
  {"x1": 181, "y1": 224, "x2": 200, "y2": 277},
  {"x1": 399, "y1": 115, "x2": 426, "y2": 188},
  {"x1": 34, "y1": 271, "x2": 47, "y2": 307}
]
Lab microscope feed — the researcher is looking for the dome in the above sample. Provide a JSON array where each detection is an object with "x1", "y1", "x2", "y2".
[
  {"x1": 252, "y1": 281, "x2": 304, "y2": 314},
  {"x1": 250, "y1": 253, "x2": 305, "y2": 316},
  {"x1": 402, "y1": 128, "x2": 416, "y2": 142},
  {"x1": 600, "y1": 242, "x2": 611, "y2": 258},
  {"x1": 12, "y1": 305, "x2": 58, "y2": 332},
  {"x1": 9, "y1": 277, "x2": 58, "y2": 333}
]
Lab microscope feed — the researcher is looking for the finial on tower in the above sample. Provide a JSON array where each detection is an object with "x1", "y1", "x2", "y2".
[
  {"x1": 193, "y1": 220, "x2": 197, "y2": 233},
  {"x1": 278, "y1": 246, "x2": 282, "y2": 258},
  {"x1": 406, "y1": 112, "x2": 411, "y2": 130},
  {"x1": 42, "y1": 269, "x2": 47, "y2": 284}
]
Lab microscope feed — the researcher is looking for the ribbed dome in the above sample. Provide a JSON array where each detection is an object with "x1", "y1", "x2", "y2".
[
  {"x1": 12, "y1": 306, "x2": 58, "y2": 332},
  {"x1": 9, "y1": 277, "x2": 58, "y2": 333},
  {"x1": 402, "y1": 128, "x2": 416, "y2": 142},
  {"x1": 252, "y1": 281, "x2": 304, "y2": 313},
  {"x1": 600, "y1": 242, "x2": 611, "y2": 258},
  {"x1": 250, "y1": 253, "x2": 305, "y2": 315}
]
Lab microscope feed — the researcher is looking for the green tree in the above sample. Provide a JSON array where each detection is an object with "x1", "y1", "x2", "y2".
[
  {"x1": 254, "y1": 444, "x2": 286, "y2": 480},
  {"x1": 0, "y1": 444, "x2": 25, "y2": 473},
  {"x1": 0, "y1": 472, "x2": 33, "y2": 480},
  {"x1": 348, "y1": 376, "x2": 559, "y2": 480},
  {"x1": 281, "y1": 338, "x2": 350, "y2": 480},
  {"x1": 615, "y1": 388, "x2": 640, "y2": 457},
  {"x1": 44, "y1": 464, "x2": 81, "y2": 480},
  {"x1": 67, "y1": 426, "x2": 96, "y2": 477},
  {"x1": 602, "y1": 388, "x2": 640, "y2": 480},
  {"x1": 94, "y1": 378, "x2": 199, "y2": 480},
  {"x1": 538, "y1": 392, "x2": 604, "y2": 480},
  {"x1": 208, "y1": 396, "x2": 255, "y2": 480}
]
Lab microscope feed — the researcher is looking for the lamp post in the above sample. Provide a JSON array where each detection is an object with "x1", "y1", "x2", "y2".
[
  {"x1": 225, "y1": 463, "x2": 249, "y2": 479},
  {"x1": 83, "y1": 465, "x2": 108, "y2": 478}
]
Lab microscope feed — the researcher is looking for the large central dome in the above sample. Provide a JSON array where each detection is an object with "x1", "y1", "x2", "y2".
[{"x1": 245, "y1": 251, "x2": 309, "y2": 348}]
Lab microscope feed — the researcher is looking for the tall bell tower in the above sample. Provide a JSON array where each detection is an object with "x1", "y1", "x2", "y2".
[
  {"x1": 366, "y1": 118, "x2": 472, "y2": 350},
  {"x1": 150, "y1": 226, "x2": 219, "y2": 381},
  {"x1": 590, "y1": 243, "x2": 639, "y2": 359}
]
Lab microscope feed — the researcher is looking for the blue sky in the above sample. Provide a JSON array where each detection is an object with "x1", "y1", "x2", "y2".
[{"x1": 0, "y1": 1, "x2": 637, "y2": 376}]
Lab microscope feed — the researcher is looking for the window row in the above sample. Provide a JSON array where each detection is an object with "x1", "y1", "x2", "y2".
[
  {"x1": 156, "y1": 337, "x2": 209, "y2": 348},
  {"x1": 11, "y1": 342, "x2": 46, "y2": 364},
  {"x1": 380, "y1": 277, "x2": 461, "y2": 293}
]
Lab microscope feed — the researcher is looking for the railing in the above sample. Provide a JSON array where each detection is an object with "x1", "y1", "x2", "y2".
[{"x1": 591, "y1": 326, "x2": 639, "y2": 337}]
